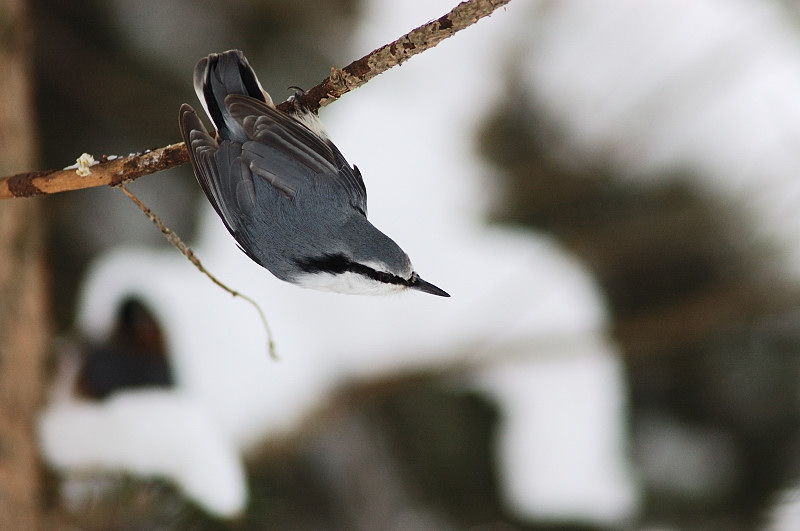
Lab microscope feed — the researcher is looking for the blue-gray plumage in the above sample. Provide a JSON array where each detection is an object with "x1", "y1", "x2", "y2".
[{"x1": 179, "y1": 50, "x2": 449, "y2": 297}]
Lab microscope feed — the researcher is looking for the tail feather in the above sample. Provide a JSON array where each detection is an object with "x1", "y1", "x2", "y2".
[{"x1": 192, "y1": 50, "x2": 271, "y2": 139}]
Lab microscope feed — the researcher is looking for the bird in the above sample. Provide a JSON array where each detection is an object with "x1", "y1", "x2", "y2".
[{"x1": 179, "y1": 50, "x2": 449, "y2": 297}]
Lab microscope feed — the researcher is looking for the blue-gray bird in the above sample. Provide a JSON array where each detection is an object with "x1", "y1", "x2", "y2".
[{"x1": 179, "y1": 50, "x2": 449, "y2": 297}]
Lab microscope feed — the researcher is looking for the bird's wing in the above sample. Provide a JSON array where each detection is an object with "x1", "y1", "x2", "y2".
[
  {"x1": 225, "y1": 94, "x2": 368, "y2": 211},
  {"x1": 179, "y1": 104, "x2": 256, "y2": 235}
]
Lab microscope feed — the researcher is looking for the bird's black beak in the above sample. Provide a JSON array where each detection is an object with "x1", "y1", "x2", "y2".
[{"x1": 409, "y1": 273, "x2": 450, "y2": 297}]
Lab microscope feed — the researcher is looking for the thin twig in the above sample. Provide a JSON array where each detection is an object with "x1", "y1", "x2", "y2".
[
  {"x1": 118, "y1": 184, "x2": 277, "y2": 359},
  {"x1": 0, "y1": 0, "x2": 511, "y2": 199}
]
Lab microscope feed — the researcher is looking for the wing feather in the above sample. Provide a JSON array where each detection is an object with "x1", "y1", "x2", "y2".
[
  {"x1": 179, "y1": 104, "x2": 256, "y2": 232},
  {"x1": 226, "y1": 94, "x2": 367, "y2": 212}
]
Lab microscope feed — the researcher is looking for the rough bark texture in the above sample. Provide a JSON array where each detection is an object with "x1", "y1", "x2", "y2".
[
  {"x1": 0, "y1": 0, "x2": 49, "y2": 527},
  {"x1": 0, "y1": 142, "x2": 190, "y2": 198}
]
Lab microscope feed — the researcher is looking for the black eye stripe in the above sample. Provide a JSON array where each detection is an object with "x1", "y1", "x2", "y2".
[
  {"x1": 347, "y1": 263, "x2": 406, "y2": 286},
  {"x1": 294, "y1": 253, "x2": 350, "y2": 274},
  {"x1": 294, "y1": 253, "x2": 407, "y2": 285}
]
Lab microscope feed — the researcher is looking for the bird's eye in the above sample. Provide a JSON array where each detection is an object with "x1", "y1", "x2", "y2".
[{"x1": 376, "y1": 271, "x2": 393, "y2": 283}]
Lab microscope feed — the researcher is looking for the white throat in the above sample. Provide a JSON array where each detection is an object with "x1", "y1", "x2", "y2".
[{"x1": 294, "y1": 271, "x2": 404, "y2": 296}]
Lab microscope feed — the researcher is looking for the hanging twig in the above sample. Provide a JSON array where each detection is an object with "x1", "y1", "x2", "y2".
[
  {"x1": 0, "y1": 0, "x2": 511, "y2": 199},
  {"x1": 118, "y1": 184, "x2": 278, "y2": 359}
]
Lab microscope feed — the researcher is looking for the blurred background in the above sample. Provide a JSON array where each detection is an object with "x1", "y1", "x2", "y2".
[{"x1": 4, "y1": 0, "x2": 800, "y2": 529}]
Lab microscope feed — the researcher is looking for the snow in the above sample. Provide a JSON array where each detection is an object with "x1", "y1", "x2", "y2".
[
  {"x1": 39, "y1": 390, "x2": 246, "y2": 517},
  {"x1": 767, "y1": 485, "x2": 800, "y2": 531},
  {"x1": 475, "y1": 350, "x2": 636, "y2": 525}
]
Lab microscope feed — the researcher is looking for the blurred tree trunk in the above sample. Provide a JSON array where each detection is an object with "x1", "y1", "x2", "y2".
[{"x1": 0, "y1": 0, "x2": 49, "y2": 528}]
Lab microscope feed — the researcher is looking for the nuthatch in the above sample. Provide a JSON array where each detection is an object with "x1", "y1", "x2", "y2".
[{"x1": 179, "y1": 50, "x2": 449, "y2": 297}]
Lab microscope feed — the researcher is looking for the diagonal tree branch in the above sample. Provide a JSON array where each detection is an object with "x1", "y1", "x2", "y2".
[
  {"x1": 0, "y1": 144, "x2": 189, "y2": 199},
  {"x1": 0, "y1": 0, "x2": 511, "y2": 200}
]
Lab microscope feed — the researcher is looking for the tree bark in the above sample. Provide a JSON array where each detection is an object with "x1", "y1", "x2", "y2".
[{"x1": 0, "y1": 0, "x2": 49, "y2": 527}]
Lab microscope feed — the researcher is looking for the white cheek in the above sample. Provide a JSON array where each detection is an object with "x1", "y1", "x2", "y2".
[{"x1": 294, "y1": 271, "x2": 404, "y2": 296}]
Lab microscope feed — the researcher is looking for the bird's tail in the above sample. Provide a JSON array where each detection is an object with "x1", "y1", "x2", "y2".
[{"x1": 192, "y1": 50, "x2": 273, "y2": 139}]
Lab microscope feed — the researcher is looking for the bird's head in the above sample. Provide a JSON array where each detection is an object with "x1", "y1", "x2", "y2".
[{"x1": 291, "y1": 217, "x2": 449, "y2": 297}]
